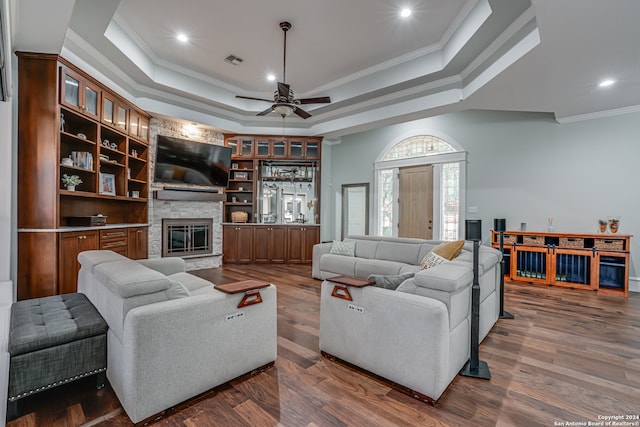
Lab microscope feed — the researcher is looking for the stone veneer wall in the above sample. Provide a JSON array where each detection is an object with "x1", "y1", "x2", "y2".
[{"x1": 148, "y1": 118, "x2": 226, "y2": 270}]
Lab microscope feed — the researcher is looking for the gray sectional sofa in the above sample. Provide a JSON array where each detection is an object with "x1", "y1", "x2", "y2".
[
  {"x1": 77, "y1": 250, "x2": 277, "y2": 424},
  {"x1": 313, "y1": 235, "x2": 501, "y2": 401}
]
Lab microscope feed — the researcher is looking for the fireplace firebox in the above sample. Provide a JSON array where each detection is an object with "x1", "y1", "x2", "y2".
[{"x1": 162, "y1": 218, "x2": 213, "y2": 257}]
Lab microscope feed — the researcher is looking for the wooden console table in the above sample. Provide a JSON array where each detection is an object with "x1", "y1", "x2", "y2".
[{"x1": 492, "y1": 230, "x2": 631, "y2": 297}]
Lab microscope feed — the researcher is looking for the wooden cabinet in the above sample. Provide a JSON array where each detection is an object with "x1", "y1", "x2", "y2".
[
  {"x1": 101, "y1": 91, "x2": 128, "y2": 132},
  {"x1": 223, "y1": 225, "x2": 319, "y2": 264},
  {"x1": 225, "y1": 136, "x2": 255, "y2": 158},
  {"x1": 17, "y1": 52, "x2": 150, "y2": 300},
  {"x1": 223, "y1": 225, "x2": 254, "y2": 263},
  {"x1": 128, "y1": 227, "x2": 148, "y2": 259},
  {"x1": 288, "y1": 138, "x2": 321, "y2": 159},
  {"x1": 128, "y1": 109, "x2": 149, "y2": 142},
  {"x1": 254, "y1": 226, "x2": 287, "y2": 263},
  {"x1": 59, "y1": 231, "x2": 99, "y2": 294},
  {"x1": 255, "y1": 137, "x2": 287, "y2": 159},
  {"x1": 493, "y1": 230, "x2": 630, "y2": 297},
  {"x1": 287, "y1": 226, "x2": 320, "y2": 263},
  {"x1": 222, "y1": 133, "x2": 322, "y2": 265},
  {"x1": 60, "y1": 67, "x2": 101, "y2": 121}
]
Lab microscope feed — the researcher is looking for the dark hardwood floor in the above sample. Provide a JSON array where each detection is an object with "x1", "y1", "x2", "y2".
[{"x1": 7, "y1": 264, "x2": 640, "y2": 426}]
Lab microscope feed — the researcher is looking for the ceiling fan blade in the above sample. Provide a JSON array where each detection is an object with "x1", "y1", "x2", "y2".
[
  {"x1": 257, "y1": 106, "x2": 274, "y2": 116},
  {"x1": 293, "y1": 107, "x2": 311, "y2": 119},
  {"x1": 277, "y1": 82, "x2": 290, "y2": 99},
  {"x1": 236, "y1": 95, "x2": 274, "y2": 103},
  {"x1": 297, "y1": 96, "x2": 331, "y2": 104}
]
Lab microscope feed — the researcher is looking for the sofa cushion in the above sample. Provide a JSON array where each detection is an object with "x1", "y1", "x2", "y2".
[
  {"x1": 330, "y1": 240, "x2": 356, "y2": 256},
  {"x1": 348, "y1": 238, "x2": 379, "y2": 259},
  {"x1": 375, "y1": 241, "x2": 423, "y2": 265},
  {"x1": 367, "y1": 272, "x2": 415, "y2": 290},
  {"x1": 420, "y1": 240, "x2": 464, "y2": 267},
  {"x1": 94, "y1": 260, "x2": 171, "y2": 298},
  {"x1": 420, "y1": 252, "x2": 450, "y2": 269},
  {"x1": 77, "y1": 250, "x2": 129, "y2": 273}
]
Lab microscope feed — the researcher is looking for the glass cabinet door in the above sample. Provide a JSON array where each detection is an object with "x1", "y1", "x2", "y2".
[
  {"x1": 102, "y1": 96, "x2": 114, "y2": 125},
  {"x1": 305, "y1": 141, "x2": 319, "y2": 159},
  {"x1": 272, "y1": 140, "x2": 286, "y2": 157},
  {"x1": 240, "y1": 139, "x2": 254, "y2": 156},
  {"x1": 116, "y1": 105, "x2": 127, "y2": 130},
  {"x1": 84, "y1": 82, "x2": 100, "y2": 119},
  {"x1": 289, "y1": 141, "x2": 303, "y2": 158},
  {"x1": 63, "y1": 73, "x2": 80, "y2": 109}
]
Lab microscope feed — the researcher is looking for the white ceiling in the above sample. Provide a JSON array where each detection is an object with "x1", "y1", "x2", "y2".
[{"x1": 9, "y1": 0, "x2": 640, "y2": 138}]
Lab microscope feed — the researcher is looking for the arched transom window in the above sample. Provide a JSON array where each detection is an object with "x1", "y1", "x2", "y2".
[
  {"x1": 382, "y1": 135, "x2": 455, "y2": 160},
  {"x1": 375, "y1": 133, "x2": 465, "y2": 240}
]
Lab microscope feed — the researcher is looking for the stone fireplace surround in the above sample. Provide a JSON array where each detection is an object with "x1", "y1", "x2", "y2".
[{"x1": 147, "y1": 118, "x2": 226, "y2": 271}]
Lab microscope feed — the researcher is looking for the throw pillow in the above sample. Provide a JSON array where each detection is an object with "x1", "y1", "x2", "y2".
[
  {"x1": 367, "y1": 272, "x2": 415, "y2": 290},
  {"x1": 420, "y1": 240, "x2": 465, "y2": 269},
  {"x1": 329, "y1": 240, "x2": 356, "y2": 257}
]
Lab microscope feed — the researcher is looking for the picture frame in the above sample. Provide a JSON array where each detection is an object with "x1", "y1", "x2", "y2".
[
  {"x1": 231, "y1": 163, "x2": 239, "y2": 169},
  {"x1": 99, "y1": 172, "x2": 116, "y2": 196},
  {"x1": 234, "y1": 171, "x2": 248, "y2": 180}
]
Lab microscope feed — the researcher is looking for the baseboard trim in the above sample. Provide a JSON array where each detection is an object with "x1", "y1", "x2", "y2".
[{"x1": 629, "y1": 276, "x2": 639, "y2": 293}]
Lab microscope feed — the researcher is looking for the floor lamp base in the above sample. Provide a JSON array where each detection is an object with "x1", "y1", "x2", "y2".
[
  {"x1": 500, "y1": 310, "x2": 514, "y2": 319},
  {"x1": 460, "y1": 360, "x2": 492, "y2": 380}
]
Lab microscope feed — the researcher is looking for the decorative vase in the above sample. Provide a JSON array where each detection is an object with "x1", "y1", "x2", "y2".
[
  {"x1": 67, "y1": 185, "x2": 76, "y2": 191},
  {"x1": 598, "y1": 220, "x2": 607, "y2": 233},
  {"x1": 608, "y1": 217, "x2": 620, "y2": 234}
]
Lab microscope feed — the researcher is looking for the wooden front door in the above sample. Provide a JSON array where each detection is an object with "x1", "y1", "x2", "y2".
[{"x1": 398, "y1": 165, "x2": 433, "y2": 239}]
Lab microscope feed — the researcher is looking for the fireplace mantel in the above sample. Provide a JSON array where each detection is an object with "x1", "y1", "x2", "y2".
[{"x1": 154, "y1": 189, "x2": 224, "y2": 202}]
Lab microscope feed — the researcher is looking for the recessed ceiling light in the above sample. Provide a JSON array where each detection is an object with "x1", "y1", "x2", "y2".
[
  {"x1": 400, "y1": 8, "x2": 412, "y2": 18},
  {"x1": 177, "y1": 33, "x2": 189, "y2": 43},
  {"x1": 598, "y1": 79, "x2": 616, "y2": 87},
  {"x1": 267, "y1": 74, "x2": 276, "y2": 81}
]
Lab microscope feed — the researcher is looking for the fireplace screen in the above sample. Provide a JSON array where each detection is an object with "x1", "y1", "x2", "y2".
[{"x1": 163, "y1": 218, "x2": 213, "y2": 257}]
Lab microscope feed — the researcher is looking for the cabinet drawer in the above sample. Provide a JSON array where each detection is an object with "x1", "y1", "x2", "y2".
[
  {"x1": 503, "y1": 234, "x2": 517, "y2": 245},
  {"x1": 559, "y1": 237, "x2": 584, "y2": 249},
  {"x1": 594, "y1": 238, "x2": 625, "y2": 251},
  {"x1": 523, "y1": 235, "x2": 545, "y2": 246},
  {"x1": 100, "y1": 229, "x2": 127, "y2": 239},
  {"x1": 100, "y1": 238, "x2": 127, "y2": 250}
]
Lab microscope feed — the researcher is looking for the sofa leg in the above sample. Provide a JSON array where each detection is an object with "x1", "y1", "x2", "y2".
[
  {"x1": 320, "y1": 351, "x2": 336, "y2": 361},
  {"x1": 7, "y1": 399, "x2": 19, "y2": 420},
  {"x1": 96, "y1": 371, "x2": 106, "y2": 389}
]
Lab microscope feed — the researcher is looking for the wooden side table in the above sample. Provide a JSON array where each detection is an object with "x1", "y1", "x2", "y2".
[
  {"x1": 326, "y1": 275, "x2": 374, "y2": 301},
  {"x1": 215, "y1": 280, "x2": 271, "y2": 308}
]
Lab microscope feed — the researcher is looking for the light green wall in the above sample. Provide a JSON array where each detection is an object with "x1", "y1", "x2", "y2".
[{"x1": 324, "y1": 109, "x2": 640, "y2": 289}]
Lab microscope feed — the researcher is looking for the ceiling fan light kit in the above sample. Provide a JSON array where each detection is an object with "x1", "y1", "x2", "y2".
[{"x1": 235, "y1": 22, "x2": 331, "y2": 119}]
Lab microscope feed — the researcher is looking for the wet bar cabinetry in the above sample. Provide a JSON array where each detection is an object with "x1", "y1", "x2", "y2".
[
  {"x1": 222, "y1": 134, "x2": 322, "y2": 264},
  {"x1": 222, "y1": 224, "x2": 320, "y2": 265},
  {"x1": 492, "y1": 230, "x2": 630, "y2": 297},
  {"x1": 17, "y1": 53, "x2": 150, "y2": 300}
]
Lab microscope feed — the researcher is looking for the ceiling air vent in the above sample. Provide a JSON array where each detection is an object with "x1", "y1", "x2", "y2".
[{"x1": 224, "y1": 55, "x2": 244, "y2": 65}]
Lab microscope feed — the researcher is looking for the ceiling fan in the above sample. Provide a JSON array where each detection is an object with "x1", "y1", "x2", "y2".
[{"x1": 235, "y1": 22, "x2": 331, "y2": 119}]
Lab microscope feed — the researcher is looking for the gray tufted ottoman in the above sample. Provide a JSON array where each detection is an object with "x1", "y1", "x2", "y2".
[{"x1": 7, "y1": 293, "x2": 107, "y2": 419}]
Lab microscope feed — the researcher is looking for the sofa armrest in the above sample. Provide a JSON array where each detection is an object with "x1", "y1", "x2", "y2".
[
  {"x1": 137, "y1": 257, "x2": 186, "y2": 276},
  {"x1": 312, "y1": 242, "x2": 334, "y2": 279}
]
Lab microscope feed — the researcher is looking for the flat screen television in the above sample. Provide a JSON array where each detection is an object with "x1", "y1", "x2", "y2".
[{"x1": 154, "y1": 135, "x2": 232, "y2": 188}]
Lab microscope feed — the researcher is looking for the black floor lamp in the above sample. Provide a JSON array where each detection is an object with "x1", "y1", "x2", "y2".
[
  {"x1": 494, "y1": 218, "x2": 514, "y2": 319},
  {"x1": 460, "y1": 219, "x2": 491, "y2": 380}
]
